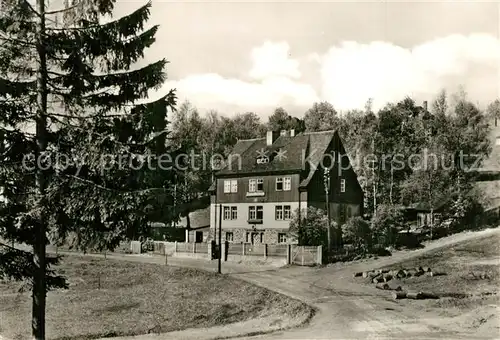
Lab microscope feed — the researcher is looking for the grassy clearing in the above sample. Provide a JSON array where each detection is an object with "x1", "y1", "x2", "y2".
[
  {"x1": 0, "y1": 255, "x2": 311, "y2": 340},
  {"x1": 371, "y1": 233, "x2": 500, "y2": 315}
]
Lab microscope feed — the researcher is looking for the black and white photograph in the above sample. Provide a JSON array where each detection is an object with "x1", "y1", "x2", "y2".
[{"x1": 0, "y1": 0, "x2": 499, "y2": 339}]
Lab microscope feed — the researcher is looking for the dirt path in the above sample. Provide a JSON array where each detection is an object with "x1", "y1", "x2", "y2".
[{"x1": 233, "y1": 227, "x2": 500, "y2": 340}]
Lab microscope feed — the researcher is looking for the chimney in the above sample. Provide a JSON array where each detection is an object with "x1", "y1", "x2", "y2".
[
  {"x1": 423, "y1": 101, "x2": 428, "y2": 111},
  {"x1": 290, "y1": 129, "x2": 295, "y2": 137},
  {"x1": 266, "y1": 131, "x2": 279, "y2": 146}
]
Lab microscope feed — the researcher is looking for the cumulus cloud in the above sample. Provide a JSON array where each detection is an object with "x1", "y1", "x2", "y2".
[
  {"x1": 316, "y1": 34, "x2": 500, "y2": 111},
  {"x1": 164, "y1": 33, "x2": 500, "y2": 115},
  {"x1": 248, "y1": 41, "x2": 301, "y2": 80},
  {"x1": 164, "y1": 41, "x2": 318, "y2": 114}
]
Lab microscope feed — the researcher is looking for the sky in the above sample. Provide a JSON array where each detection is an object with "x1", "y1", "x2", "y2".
[{"x1": 111, "y1": 0, "x2": 500, "y2": 119}]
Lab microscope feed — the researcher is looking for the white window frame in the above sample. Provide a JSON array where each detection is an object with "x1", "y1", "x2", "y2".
[
  {"x1": 284, "y1": 205, "x2": 291, "y2": 220},
  {"x1": 257, "y1": 178, "x2": 264, "y2": 191},
  {"x1": 249, "y1": 206, "x2": 257, "y2": 220},
  {"x1": 278, "y1": 233, "x2": 287, "y2": 244},
  {"x1": 231, "y1": 206, "x2": 237, "y2": 220},
  {"x1": 276, "y1": 177, "x2": 283, "y2": 191},
  {"x1": 275, "y1": 205, "x2": 283, "y2": 220},
  {"x1": 223, "y1": 206, "x2": 231, "y2": 220},
  {"x1": 226, "y1": 232, "x2": 234, "y2": 242},
  {"x1": 256, "y1": 206, "x2": 263, "y2": 220},
  {"x1": 224, "y1": 180, "x2": 231, "y2": 193},
  {"x1": 340, "y1": 179, "x2": 346, "y2": 193},
  {"x1": 283, "y1": 177, "x2": 291, "y2": 191},
  {"x1": 230, "y1": 180, "x2": 238, "y2": 193},
  {"x1": 249, "y1": 179, "x2": 256, "y2": 193}
]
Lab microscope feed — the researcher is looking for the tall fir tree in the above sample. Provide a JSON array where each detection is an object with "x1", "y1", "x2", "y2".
[{"x1": 0, "y1": 1, "x2": 176, "y2": 338}]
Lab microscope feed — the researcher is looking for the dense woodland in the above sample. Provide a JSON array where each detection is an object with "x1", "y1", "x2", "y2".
[{"x1": 171, "y1": 94, "x2": 500, "y2": 240}]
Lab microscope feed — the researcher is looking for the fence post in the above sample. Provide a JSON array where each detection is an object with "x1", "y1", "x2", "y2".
[
  {"x1": 286, "y1": 244, "x2": 291, "y2": 265},
  {"x1": 174, "y1": 241, "x2": 177, "y2": 254},
  {"x1": 185, "y1": 229, "x2": 189, "y2": 243},
  {"x1": 193, "y1": 242, "x2": 196, "y2": 253},
  {"x1": 242, "y1": 243, "x2": 245, "y2": 256},
  {"x1": 317, "y1": 245, "x2": 322, "y2": 265},
  {"x1": 264, "y1": 244, "x2": 268, "y2": 260}
]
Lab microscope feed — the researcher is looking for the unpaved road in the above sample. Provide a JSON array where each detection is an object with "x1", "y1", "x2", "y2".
[{"x1": 233, "y1": 227, "x2": 500, "y2": 340}]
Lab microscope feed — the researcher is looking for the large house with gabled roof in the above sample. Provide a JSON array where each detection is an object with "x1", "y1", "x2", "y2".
[{"x1": 208, "y1": 129, "x2": 364, "y2": 244}]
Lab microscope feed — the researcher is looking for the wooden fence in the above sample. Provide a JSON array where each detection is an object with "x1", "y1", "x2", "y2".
[{"x1": 134, "y1": 241, "x2": 323, "y2": 266}]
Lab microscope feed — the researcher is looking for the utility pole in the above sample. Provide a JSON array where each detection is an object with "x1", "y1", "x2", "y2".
[
  {"x1": 323, "y1": 168, "x2": 331, "y2": 250},
  {"x1": 217, "y1": 203, "x2": 222, "y2": 274}
]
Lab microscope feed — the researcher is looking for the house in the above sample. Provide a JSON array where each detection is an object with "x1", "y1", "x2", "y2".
[
  {"x1": 400, "y1": 202, "x2": 446, "y2": 231},
  {"x1": 208, "y1": 129, "x2": 364, "y2": 245},
  {"x1": 178, "y1": 207, "x2": 211, "y2": 243}
]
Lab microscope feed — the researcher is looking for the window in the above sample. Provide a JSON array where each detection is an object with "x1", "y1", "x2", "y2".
[
  {"x1": 276, "y1": 177, "x2": 291, "y2": 191},
  {"x1": 224, "y1": 206, "x2": 237, "y2": 220},
  {"x1": 284, "y1": 205, "x2": 291, "y2": 220},
  {"x1": 278, "y1": 233, "x2": 287, "y2": 244},
  {"x1": 223, "y1": 206, "x2": 231, "y2": 220},
  {"x1": 276, "y1": 177, "x2": 283, "y2": 191},
  {"x1": 226, "y1": 232, "x2": 234, "y2": 242},
  {"x1": 275, "y1": 205, "x2": 292, "y2": 220},
  {"x1": 340, "y1": 179, "x2": 346, "y2": 193},
  {"x1": 275, "y1": 206, "x2": 283, "y2": 220},
  {"x1": 246, "y1": 232, "x2": 250, "y2": 243},
  {"x1": 249, "y1": 206, "x2": 263, "y2": 220},
  {"x1": 284, "y1": 177, "x2": 291, "y2": 191},
  {"x1": 249, "y1": 178, "x2": 264, "y2": 192},
  {"x1": 223, "y1": 180, "x2": 237, "y2": 193},
  {"x1": 347, "y1": 206, "x2": 352, "y2": 218}
]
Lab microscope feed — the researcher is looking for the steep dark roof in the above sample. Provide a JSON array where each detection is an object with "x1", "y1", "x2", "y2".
[{"x1": 216, "y1": 130, "x2": 337, "y2": 177}]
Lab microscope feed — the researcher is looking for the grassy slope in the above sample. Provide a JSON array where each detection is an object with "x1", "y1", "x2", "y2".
[
  {"x1": 374, "y1": 233, "x2": 500, "y2": 317},
  {"x1": 0, "y1": 255, "x2": 311, "y2": 340}
]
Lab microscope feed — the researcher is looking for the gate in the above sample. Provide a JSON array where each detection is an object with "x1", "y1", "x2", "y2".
[{"x1": 291, "y1": 245, "x2": 321, "y2": 266}]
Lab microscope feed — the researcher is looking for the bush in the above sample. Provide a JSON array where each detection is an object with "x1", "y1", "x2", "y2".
[
  {"x1": 141, "y1": 238, "x2": 154, "y2": 253},
  {"x1": 342, "y1": 217, "x2": 371, "y2": 249},
  {"x1": 371, "y1": 205, "x2": 405, "y2": 247},
  {"x1": 288, "y1": 207, "x2": 339, "y2": 249}
]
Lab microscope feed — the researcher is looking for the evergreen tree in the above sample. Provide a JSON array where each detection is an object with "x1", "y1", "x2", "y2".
[{"x1": 0, "y1": 1, "x2": 176, "y2": 338}]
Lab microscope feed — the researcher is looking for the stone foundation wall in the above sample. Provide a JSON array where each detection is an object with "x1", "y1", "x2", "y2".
[{"x1": 218, "y1": 228, "x2": 290, "y2": 244}]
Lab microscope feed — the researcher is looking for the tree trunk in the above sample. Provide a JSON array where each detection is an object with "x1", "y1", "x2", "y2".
[
  {"x1": 33, "y1": 0, "x2": 48, "y2": 338},
  {"x1": 389, "y1": 160, "x2": 394, "y2": 205}
]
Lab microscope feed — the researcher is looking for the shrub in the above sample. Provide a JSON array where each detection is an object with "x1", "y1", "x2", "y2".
[
  {"x1": 288, "y1": 207, "x2": 340, "y2": 249},
  {"x1": 371, "y1": 204, "x2": 405, "y2": 247},
  {"x1": 141, "y1": 238, "x2": 154, "y2": 253},
  {"x1": 342, "y1": 217, "x2": 371, "y2": 249}
]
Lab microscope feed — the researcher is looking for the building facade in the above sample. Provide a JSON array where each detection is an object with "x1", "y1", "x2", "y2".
[{"x1": 208, "y1": 129, "x2": 364, "y2": 244}]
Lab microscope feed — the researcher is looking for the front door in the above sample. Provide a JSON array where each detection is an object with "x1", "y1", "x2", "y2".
[{"x1": 195, "y1": 231, "x2": 203, "y2": 243}]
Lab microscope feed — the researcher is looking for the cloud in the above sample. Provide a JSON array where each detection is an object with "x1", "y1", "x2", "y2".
[
  {"x1": 167, "y1": 73, "x2": 318, "y2": 111},
  {"x1": 316, "y1": 34, "x2": 500, "y2": 111},
  {"x1": 249, "y1": 41, "x2": 301, "y2": 80},
  {"x1": 164, "y1": 41, "x2": 318, "y2": 114},
  {"x1": 164, "y1": 33, "x2": 500, "y2": 116}
]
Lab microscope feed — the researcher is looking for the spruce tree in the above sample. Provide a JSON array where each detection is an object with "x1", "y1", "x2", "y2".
[{"x1": 0, "y1": 1, "x2": 176, "y2": 338}]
